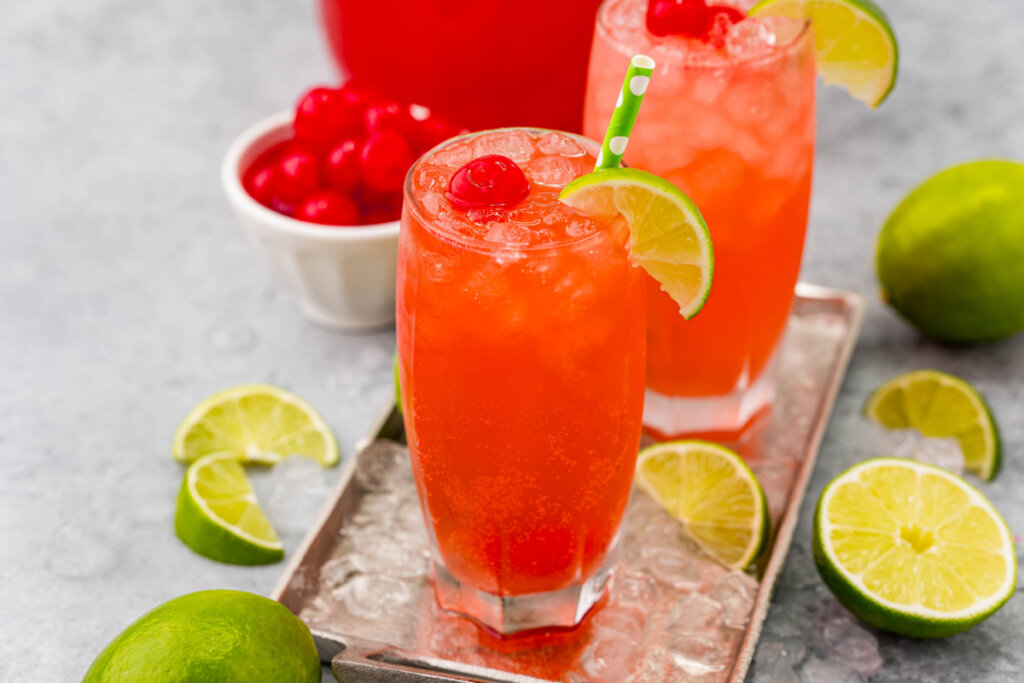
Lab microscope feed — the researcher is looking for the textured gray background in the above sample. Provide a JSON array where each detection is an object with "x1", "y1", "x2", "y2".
[{"x1": 1, "y1": 1, "x2": 1022, "y2": 681}]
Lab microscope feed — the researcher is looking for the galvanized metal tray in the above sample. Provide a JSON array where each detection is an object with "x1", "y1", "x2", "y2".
[{"x1": 273, "y1": 283, "x2": 865, "y2": 683}]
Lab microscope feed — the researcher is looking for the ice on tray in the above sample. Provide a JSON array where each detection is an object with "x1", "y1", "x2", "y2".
[{"x1": 304, "y1": 457, "x2": 759, "y2": 681}]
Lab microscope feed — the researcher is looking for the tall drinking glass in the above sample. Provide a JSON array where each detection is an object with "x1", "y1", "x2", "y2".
[
  {"x1": 397, "y1": 129, "x2": 645, "y2": 635},
  {"x1": 584, "y1": 0, "x2": 816, "y2": 440},
  {"x1": 320, "y1": 0, "x2": 604, "y2": 132}
]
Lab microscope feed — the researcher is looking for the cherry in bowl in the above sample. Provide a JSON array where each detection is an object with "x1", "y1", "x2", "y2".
[{"x1": 241, "y1": 82, "x2": 466, "y2": 227}]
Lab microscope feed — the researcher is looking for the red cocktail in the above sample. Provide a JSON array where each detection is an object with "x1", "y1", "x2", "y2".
[
  {"x1": 397, "y1": 129, "x2": 645, "y2": 634},
  {"x1": 584, "y1": 0, "x2": 816, "y2": 439}
]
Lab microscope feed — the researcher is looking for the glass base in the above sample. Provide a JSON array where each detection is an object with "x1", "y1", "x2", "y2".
[
  {"x1": 430, "y1": 551, "x2": 617, "y2": 637},
  {"x1": 643, "y1": 363, "x2": 776, "y2": 442}
]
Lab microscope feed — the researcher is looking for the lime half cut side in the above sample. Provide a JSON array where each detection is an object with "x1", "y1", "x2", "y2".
[
  {"x1": 865, "y1": 370, "x2": 1000, "y2": 480},
  {"x1": 635, "y1": 440, "x2": 768, "y2": 569},
  {"x1": 814, "y1": 458, "x2": 1015, "y2": 638},
  {"x1": 175, "y1": 452, "x2": 284, "y2": 565},
  {"x1": 750, "y1": 0, "x2": 899, "y2": 107},
  {"x1": 173, "y1": 383, "x2": 338, "y2": 466},
  {"x1": 559, "y1": 168, "x2": 713, "y2": 319}
]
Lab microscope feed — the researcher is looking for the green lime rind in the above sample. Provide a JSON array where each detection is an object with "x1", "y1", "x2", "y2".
[
  {"x1": 855, "y1": 0, "x2": 898, "y2": 106},
  {"x1": 394, "y1": 352, "x2": 403, "y2": 415},
  {"x1": 864, "y1": 369, "x2": 1001, "y2": 481},
  {"x1": 738, "y1": 466, "x2": 772, "y2": 571},
  {"x1": 560, "y1": 167, "x2": 714, "y2": 319},
  {"x1": 174, "y1": 455, "x2": 284, "y2": 566},
  {"x1": 752, "y1": 481, "x2": 772, "y2": 570},
  {"x1": 750, "y1": 0, "x2": 898, "y2": 107},
  {"x1": 825, "y1": 0, "x2": 899, "y2": 106},
  {"x1": 813, "y1": 458, "x2": 1016, "y2": 638},
  {"x1": 636, "y1": 440, "x2": 769, "y2": 570},
  {"x1": 83, "y1": 590, "x2": 320, "y2": 683},
  {"x1": 877, "y1": 160, "x2": 1024, "y2": 344}
]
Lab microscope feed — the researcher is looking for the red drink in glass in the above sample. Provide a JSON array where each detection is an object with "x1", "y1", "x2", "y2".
[
  {"x1": 397, "y1": 129, "x2": 645, "y2": 634},
  {"x1": 319, "y1": 0, "x2": 604, "y2": 132},
  {"x1": 584, "y1": 0, "x2": 816, "y2": 439}
]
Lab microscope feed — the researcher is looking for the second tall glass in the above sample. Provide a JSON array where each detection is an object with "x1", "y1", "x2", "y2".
[{"x1": 584, "y1": 0, "x2": 816, "y2": 440}]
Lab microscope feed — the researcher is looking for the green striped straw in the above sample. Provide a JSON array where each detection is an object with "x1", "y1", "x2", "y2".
[{"x1": 596, "y1": 54, "x2": 656, "y2": 170}]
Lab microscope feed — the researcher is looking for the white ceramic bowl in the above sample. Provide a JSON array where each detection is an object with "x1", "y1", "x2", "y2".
[{"x1": 221, "y1": 111, "x2": 400, "y2": 330}]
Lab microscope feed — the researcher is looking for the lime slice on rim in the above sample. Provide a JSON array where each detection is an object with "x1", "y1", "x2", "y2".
[
  {"x1": 814, "y1": 458, "x2": 1015, "y2": 638},
  {"x1": 559, "y1": 168, "x2": 713, "y2": 319},
  {"x1": 750, "y1": 0, "x2": 899, "y2": 107},
  {"x1": 635, "y1": 441, "x2": 769, "y2": 569},
  {"x1": 865, "y1": 370, "x2": 1000, "y2": 480},
  {"x1": 173, "y1": 384, "x2": 338, "y2": 466},
  {"x1": 175, "y1": 452, "x2": 284, "y2": 565}
]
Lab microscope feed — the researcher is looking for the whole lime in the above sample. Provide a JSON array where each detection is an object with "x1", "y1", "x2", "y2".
[
  {"x1": 83, "y1": 590, "x2": 320, "y2": 682},
  {"x1": 877, "y1": 159, "x2": 1024, "y2": 343}
]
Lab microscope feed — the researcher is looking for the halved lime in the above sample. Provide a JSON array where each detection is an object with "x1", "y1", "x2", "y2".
[
  {"x1": 865, "y1": 370, "x2": 1000, "y2": 480},
  {"x1": 750, "y1": 0, "x2": 899, "y2": 107},
  {"x1": 173, "y1": 384, "x2": 338, "y2": 466},
  {"x1": 814, "y1": 458, "x2": 1015, "y2": 638},
  {"x1": 635, "y1": 441, "x2": 768, "y2": 569},
  {"x1": 560, "y1": 168, "x2": 713, "y2": 319},
  {"x1": 175, "y1": 452, "x2": 284, "y2": 565}
]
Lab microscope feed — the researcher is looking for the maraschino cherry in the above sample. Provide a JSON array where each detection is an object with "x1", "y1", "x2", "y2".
[
  {"x1": 244, "y1": 164, "x2": 279, "y2": 206},
  {"x1": 324, "y1": 139, "x2": 362, "y2": 193},
  {"x1": 295, "y1": 190, "x2": 360, "y2": 225},
  {"x1": 293, "y1": 87, "x2": 363, "y2": 149},
  {"x1": 360, "y1": 130, "x2": 415, "y2": 193},
  {"x1": 646, "y1": 0, "x2": 744, "y2": 43},
  {"x1": 275, "y1": 144, "x2": 320, "y2": 202},
  {"x1": 243, "y1": 83, "x2": 468, "y2": 226},
  {"x1": 445, "y1": 155, "x2": 530, "y2": 209}
]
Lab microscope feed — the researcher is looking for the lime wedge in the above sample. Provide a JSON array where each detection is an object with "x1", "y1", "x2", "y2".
[
  {"x1": 865, "y1": 370, "x2": 1000, "y2": 480},
  {"x1": 635, "y1": 441, "x2": 768, "y2": 569},
  {"x1": 559, "y1": 168, "x2": 713, "y2": 319},
  {"x1": 175, "y1": 453, "x2": 284, "y2": 565},
  {"x1": 750, "y1": 0, "x2": 898, "y2": 107},
  {"x1": 814, "y1": 458, "x2": 1015, "y2": 637},
  {"x1": 173, "y1": 384, "x2": 338, "y2": 466}
]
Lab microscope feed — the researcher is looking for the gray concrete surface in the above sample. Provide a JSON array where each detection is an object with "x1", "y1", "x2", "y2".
[{"x1": 1, "y1": 1, "x2": 1022, "y2": 681}]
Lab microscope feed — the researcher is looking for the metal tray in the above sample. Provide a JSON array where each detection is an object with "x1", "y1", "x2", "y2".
[{"x1": 273, "y1": 283, "x2": 865, "y2": 683}]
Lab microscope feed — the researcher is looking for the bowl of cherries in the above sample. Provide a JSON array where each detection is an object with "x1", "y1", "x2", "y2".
[{"x1": 222, "y1": 82, "x2": 464, "y2": 330}]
